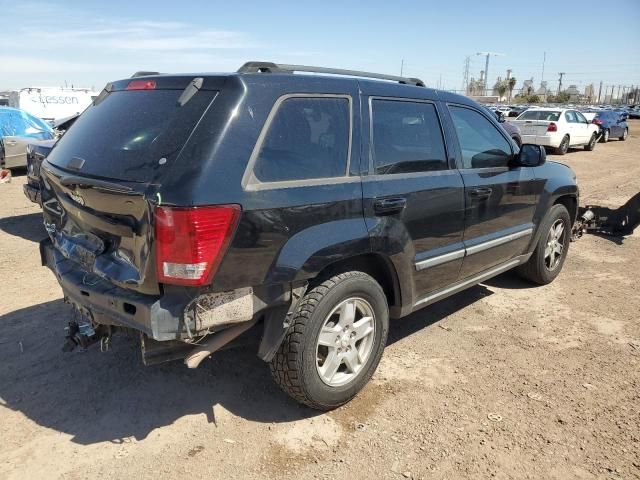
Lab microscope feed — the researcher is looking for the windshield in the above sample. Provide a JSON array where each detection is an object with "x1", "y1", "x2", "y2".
[
  {"x1": 517, "y1": 110, "x2": 561, "y2": 121},
  {"x1": 47, "y1": 89, "x2": 216, "y2": 183}
]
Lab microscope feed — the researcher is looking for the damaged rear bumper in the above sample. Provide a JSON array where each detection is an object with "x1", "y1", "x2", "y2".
[
  {"x1": 40, "y1": 238, "x2": 292, "y2": 343},
  {"x1": 41, "y1": 237, "x2": 189, "y2": 340}
]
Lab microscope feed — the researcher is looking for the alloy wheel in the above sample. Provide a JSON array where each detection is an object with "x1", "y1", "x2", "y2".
[
  {"x1": 316, "y1": 297, "x2": 376, "y2": 387},
  {"x1": 544, "y1": 219, "x2": 566, "y2": 271}
]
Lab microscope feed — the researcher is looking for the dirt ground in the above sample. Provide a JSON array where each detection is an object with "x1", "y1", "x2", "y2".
[{"x1": 1, "y1": 122, "x2": 638, "y2": 480}]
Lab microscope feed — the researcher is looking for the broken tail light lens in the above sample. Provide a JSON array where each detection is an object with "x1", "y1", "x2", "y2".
[{"x1": 155, "y1": 205, "x2": 241, "y2": 286}]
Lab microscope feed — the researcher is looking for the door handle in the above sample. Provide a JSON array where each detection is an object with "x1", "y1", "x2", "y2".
[
  {"x1": 468, "y1": 187, "x2": 493, "y2": 199},
  {"x1": 5, "y1": 140, "x2": 17, "y2": 146},
  {"x1": 373, "y1": 197, "x2": 407, "y2": 215}
]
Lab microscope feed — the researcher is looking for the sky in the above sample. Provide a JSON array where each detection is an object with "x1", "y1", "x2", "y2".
[{"x1": 1, "y1": 0, "x2": 639, "y2": 94}]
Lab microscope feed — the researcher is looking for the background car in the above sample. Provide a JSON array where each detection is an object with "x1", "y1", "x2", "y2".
[
  {"x1": 23, "y1": 139, "x2": 56, "y2": 204},
  {"x1": 0, "y1": 106, "x2": 55, "y2": 169},
  {"x1": 511, "y1": 108, "x2": 599, "y2": 155},
  {"x1": 590, "y1": 110, "x2": 629, "y2": 142},
  {"x1": 508, "y1": 106, "x2": 528, "y2": 117},
  {"x1": 483, "y1": 107, "x2": 522, "y2": 147}
]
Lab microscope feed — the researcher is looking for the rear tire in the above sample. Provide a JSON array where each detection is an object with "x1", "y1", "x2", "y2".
[
  {"x1": 269, "y1": 271, "x2": 389, "y2": 410},
  {"x1": 619, "y1": 128, "x2": 628, "y2": 141},
  {"x1": 601, "y1": 128, "x2": 610, "y2": 143},
  {"x1": 516, "y1": 204, "x2": 571, "y2": 285},
  {"x1": 555, "y1": 135, "x2": 569, "y2": 155},
  {"x1": 584, "y1": 133, "x2": 597, "y2": 151}
]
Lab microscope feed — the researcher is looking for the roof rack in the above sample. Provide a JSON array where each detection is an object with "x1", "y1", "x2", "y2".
[{"x1": 237, "y1": 62, "x2": 425, "y2": 87}]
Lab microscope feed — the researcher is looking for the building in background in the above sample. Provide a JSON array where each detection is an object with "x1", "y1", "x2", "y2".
[{"x1": 8, "y1": 87, "x2": 98, "y2": 123}]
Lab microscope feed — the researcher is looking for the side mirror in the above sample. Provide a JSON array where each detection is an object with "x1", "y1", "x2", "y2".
[{"x1": 515, "y1": 144, "x2": 546, "y2": 167}]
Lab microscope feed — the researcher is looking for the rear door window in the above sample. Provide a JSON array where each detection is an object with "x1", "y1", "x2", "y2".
[
  {"x1": 370, "y1": 99, "x2": 448, "y2": 175},
  {"x1": 565, "y1": 111, "x2": 578, "y2": 123},
  {"x1": 46, "y1": 89, "x2": 217, "y2": 183},
  {"x1": 251, "y1": 96, "x2": 350, "y2": 183}
]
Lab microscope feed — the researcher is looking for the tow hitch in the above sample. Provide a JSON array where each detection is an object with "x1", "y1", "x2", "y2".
[
  {"x1": 62, "y1": 307, "x2": 112, "y2": 352},
  {"x1": 572, "y1": 192, "x2": 640, "y2": 240}
]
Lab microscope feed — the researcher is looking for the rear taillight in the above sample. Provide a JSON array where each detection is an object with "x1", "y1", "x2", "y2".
[
  {"x1": 126, "y1": 80, "x2": 156, "y2": 90},
  {"x1": 592, "y1": 118, "x2": 603, "y2": 125},
  {"x1": 547, "y1": 122, "x2": 558, "y2": 132},
  {"x1": 155, "y1": 205, "x2": 241, "y2": 286}
]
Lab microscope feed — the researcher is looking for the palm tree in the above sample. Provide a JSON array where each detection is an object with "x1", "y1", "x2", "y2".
[
  {"x1": 508, "y1": 77, "x2": 517, "y2": 103},
  {"x1": 496, "y1": 82, "x2": 507, "y2": 102}
]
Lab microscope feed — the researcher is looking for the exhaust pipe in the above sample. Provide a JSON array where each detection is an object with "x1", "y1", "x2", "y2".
[{"x1": 184, "y1": 319, "x2": 258, "y2": 369}]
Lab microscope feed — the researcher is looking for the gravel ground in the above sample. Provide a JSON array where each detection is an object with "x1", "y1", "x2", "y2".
[{"x1": 0, "y1": 121, "x2": 638, "y2": 480}]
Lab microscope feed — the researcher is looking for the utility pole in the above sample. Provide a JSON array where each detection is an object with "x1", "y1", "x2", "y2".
[
  {"x1": 557, "y1": 72, "x2": 565, "y2": 95},
  {"x1": 597, "y1": 81, "x2": 603, "y2": 104},
  {"x1": 476, "y1": 52, "x2": 504, "y2": 96},
  {"x1": 400, "y1": 59, "x2": 404, "y2": 77},
  {"x1": 541, "y1": 51, "x2": 546, "y2": 83},
  {"x1": 462, "y1": 56, "x2": 470, "y2": 94}
]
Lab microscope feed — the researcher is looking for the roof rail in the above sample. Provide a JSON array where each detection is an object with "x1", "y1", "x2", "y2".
[
  {"x1": 237, "y1": 62, "x2": 425, "y2": 87},
  {"x1": 130, "y1": 71, "x2": 160, "y2": 78}
]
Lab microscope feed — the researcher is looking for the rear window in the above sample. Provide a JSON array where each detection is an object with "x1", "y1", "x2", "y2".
[
  {"x1": 47, "y1": 89, "x2": 216, "y2": 183},
  {"x1": 518, "y1": 110, "x2": 561, "y2": 121},
  {"x1": 251, "y1": 96, "x2": 350, "y2": 183}
]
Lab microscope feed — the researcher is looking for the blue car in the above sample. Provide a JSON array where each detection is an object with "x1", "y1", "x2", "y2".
[
  {"x1": 0, "y1": 107, "x2": 55, "y2": 169},
  {"x1": 590, "y1": 110, "x2": 629, "y2": 142}
]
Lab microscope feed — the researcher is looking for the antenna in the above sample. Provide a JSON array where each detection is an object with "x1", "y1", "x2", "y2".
[{"x1": 476, "y1": 52, "x2": 504, "y2": 96}]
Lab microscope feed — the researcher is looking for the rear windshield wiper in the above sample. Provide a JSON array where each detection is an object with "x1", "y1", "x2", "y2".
[{"x1": 60, "y1": 175, "x2": 136, "y2": 194}]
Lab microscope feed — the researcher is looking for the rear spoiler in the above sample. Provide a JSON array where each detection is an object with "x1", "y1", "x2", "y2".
[{"x1": 131, "y1": 71, "x2": 160, "y2": 78}]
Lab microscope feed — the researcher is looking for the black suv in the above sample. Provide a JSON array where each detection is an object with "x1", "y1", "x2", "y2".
[{"x1": 39, "y1": 62, "x2": 578, "y2": 410}]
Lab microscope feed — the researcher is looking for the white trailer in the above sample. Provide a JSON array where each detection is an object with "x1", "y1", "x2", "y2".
[{"x1": 8, "y1": 87, "x2": 98, "y2": 123}]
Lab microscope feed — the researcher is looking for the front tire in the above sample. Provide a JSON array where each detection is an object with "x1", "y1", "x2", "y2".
[
  {"x1": 619, "y1": 128, "x2": 628, "y2": 141},
  {"x1": 555, "y1": 135, "x2": 569, "y2": 155},
  {"x1": 516, "y1": 204, "x2": 571, "y2": 285},
  {"x1": 584, "y1": 133, "x2": 597, "y2": 151},
  {"x1": 270, "y1": 271, "x2": 389, "y2": 410}
]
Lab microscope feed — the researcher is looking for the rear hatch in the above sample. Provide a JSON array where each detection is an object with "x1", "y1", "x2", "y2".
[
  {"x1": 41, "y1": 76, "x2": 219, "y2": 295},
  {"x1": 511, "y1": 110, "x2": 561, "y2": 136}
]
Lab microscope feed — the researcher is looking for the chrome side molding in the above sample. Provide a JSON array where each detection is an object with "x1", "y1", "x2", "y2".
[{"x1": 414, "y1": 227, "x2": 533, "y2": 271}]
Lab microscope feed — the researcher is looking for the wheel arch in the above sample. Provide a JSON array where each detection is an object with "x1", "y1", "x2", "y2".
[
  {"x1": 311, "y1": 253, "x2": 403, "y2": 317},
  {"x1": 554, "y1": 194, "x2": 578, "y2": 224}
]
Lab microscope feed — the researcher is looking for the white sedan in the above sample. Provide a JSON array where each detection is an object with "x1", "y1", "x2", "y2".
[{"x1": 511, "y1": 108, "x2": 599, "y2": 155}]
